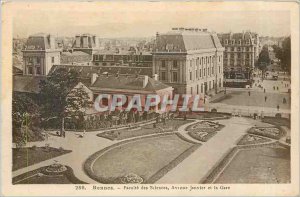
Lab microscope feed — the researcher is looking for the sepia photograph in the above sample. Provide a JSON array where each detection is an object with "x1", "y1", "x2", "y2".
[{"x1": 1, "y1": 1, "x2": 299, "y2": 196}]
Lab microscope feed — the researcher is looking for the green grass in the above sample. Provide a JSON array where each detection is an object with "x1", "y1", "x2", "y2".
[
  {"x1": 214, "y1": 146, "x2": 290, "y2": 183},
  {"x1": 97, "y1": 119, "x2": 194, "y2": 140},
  {"x1": 13, "y1": 147, "x2": 72, "y2": 171},
  {"x1": 86, "y1": 134, "x2": 199, "y2": 183}
]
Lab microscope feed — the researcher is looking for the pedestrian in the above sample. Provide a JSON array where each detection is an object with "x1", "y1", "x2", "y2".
[
  {"x1": 264, "y1": 88, "x2": 266, "y2": 93},
  {"x1": 277, "y1": 104, "x2": 280, "y2": 111},
  {"x1": 273, "y1": 86, "x2": 275, "y2": 90},
  {"x1": 277, "y1": 86, "x2": 279, "y2": 91},
  {"x1": 283, "y1": 98, "x2": 286, "y2": 104},
  {"x1": 265, "y1": 96, "x2": 267, "y2": 102}
]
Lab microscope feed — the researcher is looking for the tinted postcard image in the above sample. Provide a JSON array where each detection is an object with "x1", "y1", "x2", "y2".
[{"x1": 2, "y1": 1, "x2": 298, "y2": 196}]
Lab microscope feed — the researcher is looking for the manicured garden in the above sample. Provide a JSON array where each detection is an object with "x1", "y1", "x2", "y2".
[
  {"x1": 13, "y1": 146, "x2": 72, "y2": 171},
  {"x1": 13, "y1": 164, "x2": 86, "y2": 184},
  {"x1": 237, "y1": 134, "x2": 272, "y2": 145},
  {"x1": 97, "y1": 119, "x2": 194, "y2": 141},
  {"x1": 248, "y1": 127, "x2": 284, "y2": 140},
  {"x1": 85, "y1": 133, "x2": 200, "y2": 183},
  {"x1": 214, "y1": 144, "x2": 290, "y2": 183},
  {"x1": 186, "y1": 121, "x2": 225, "y2": 142}
]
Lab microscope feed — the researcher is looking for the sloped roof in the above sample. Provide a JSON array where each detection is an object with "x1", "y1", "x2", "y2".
[
  {"x1": 90, "y1": 74, "x2": 170, "y2": 93},
  {"x1": 61, "y1": 51, "x2": 91, "y2": 57},
  {"x1": 155, "y1": 30, "x2": 223, "y2": 52},
  {"x1": 13, "y1": 75, "x2": 46, "y2": 93},
  {"x1": 48, "y1": 65, "x2": 153, "y2": 81}
]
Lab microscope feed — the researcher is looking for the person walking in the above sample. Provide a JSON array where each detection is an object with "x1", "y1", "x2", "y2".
[
  {"x1": 283, "y1": 97, "x2": 287, "y2": 104},
  {"x1": 265, "y1": 96, "x2": 267, "y2": 102},
  {"x1": 277, "y1": 104, "x2": 280, "y2": 111}
]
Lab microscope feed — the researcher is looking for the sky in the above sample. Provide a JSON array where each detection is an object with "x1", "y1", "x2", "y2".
[{"x1": 12, "y1": 2, "x2": 291, "y2": 38}]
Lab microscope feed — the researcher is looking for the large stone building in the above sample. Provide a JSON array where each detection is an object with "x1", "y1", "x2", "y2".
[
  {"x1": 153, "y1": 28, "x2": 224, "y2": 96},
  {"x1": 218, "y1": 32, "x2": 260, "y2": 81},
  {"x1": 22, "y1": 33, "x2": 61, "y2": 76}
]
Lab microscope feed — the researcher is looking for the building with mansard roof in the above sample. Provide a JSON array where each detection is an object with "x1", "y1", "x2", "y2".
[
  {"x1": 22, "y1": 33, "x2": 62, "y2": 76},
  {"x1": 153, "y1": 28, "x2": 224, "y2": 96},
  {"x1": 218, "y1": 31, "x2": 261, "y2": 85}
]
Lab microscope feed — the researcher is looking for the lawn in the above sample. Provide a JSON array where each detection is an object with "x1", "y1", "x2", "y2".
[
  {"x1": 13, "y1": 147, "x2": 72, "y2": 171},
  {"x1": 97, "y1": 119, "x2": 194, "y2": 140},
  {"x1": 13, "y1": 165, "x2": 85, "y2": 184},
  {"x1": 214, "y1": 145, "x2": 290, "y2": 183},
  {"x1": 85, "y1": 134, "x2": 200, "y2": 183}
]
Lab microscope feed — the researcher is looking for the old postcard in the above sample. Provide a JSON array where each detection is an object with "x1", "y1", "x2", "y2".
[{"x1": 1, "y1": 1, "x2": 299, "y2": 196}]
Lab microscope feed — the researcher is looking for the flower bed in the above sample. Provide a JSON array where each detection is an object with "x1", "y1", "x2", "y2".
[
  {"x1": 237, "y1": 134, "x2": 272, "y2": 145},
  {"x1": 97, "y1": 120, "x2": 194, "y2": 141},
  {"x1": 188, "y1": 130, "x2": 217, "y2": 142},
  {"x1": 248, "y1": 127, "x2": 283, "y2": 140},
  {"x1": 186, "y1": 121, "x2": 224, "y2": 142}
]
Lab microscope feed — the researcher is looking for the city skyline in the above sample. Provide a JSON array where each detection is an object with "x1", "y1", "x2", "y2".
[{"x1": 12, "y1": 2, "x2": 290, "y2": 38}]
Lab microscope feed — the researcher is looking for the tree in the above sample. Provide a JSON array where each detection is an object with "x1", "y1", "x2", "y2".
[
  {"x1": 257, "y1": 45, "x2": 271, "y2": 71},
  {"x1": 272, "y1": 37, "x2": 291, "y2": 73},
  {"x1": 12, "y1": 93, "x2": 41, "y2": 144},
  {"x1": 39, "y1": 68, "x2": 91, "y2": 137}
]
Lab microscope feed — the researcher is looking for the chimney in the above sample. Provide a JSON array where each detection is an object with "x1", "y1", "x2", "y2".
[
  {"x1": 153, "y1": 74, "x2": 159, "y2": 81},
  {"x1": 143, "y1": 75, "x2": 149, "y2": 88},
  {"x1": 91, "y1": 73, "x2": 99, "y2": 84}
]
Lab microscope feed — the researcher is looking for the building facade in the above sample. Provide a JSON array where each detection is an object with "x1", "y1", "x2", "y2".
[
  {"x1": 153, "y1": 28, "x2": 224, "y2": 96},
  {"x1": 218, "y1": 32, "x2": 260, "y2": 81},
  {"x1": 22, "y1": 33, "x2": 61, "y2": 76},
  {"x1": 92, "y1": 47, "x2": 152, "y2": 67}
]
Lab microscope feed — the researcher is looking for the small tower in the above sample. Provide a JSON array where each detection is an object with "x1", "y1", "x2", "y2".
[{"x1": 22, "y1": 33, "x2": 61, "y2": 76}]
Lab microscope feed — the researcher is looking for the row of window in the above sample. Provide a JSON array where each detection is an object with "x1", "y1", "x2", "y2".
[
  {"x1": 225, "y1": 47, "x2": 253, "y2": 52},
  {"x1": 25, "y1": 56, "x2": 55, "y2": 65},
  {"x1": 224, "y1": 62, "x2": 251, "y2": 67},
  {"x1": 93, "y1": 54, "x2": 152, "y2": 62},
  {"x1": 224, "y1": 53, "x2": 252, "y2": 58},
  {"x1": 189, "y1": 78, "x2": 222, "y2": 95},
  {"x1": 223, "y1": 39, "x2": 251, "y2": 45},
  {"x1": 189, "y1": 66, "x2": 221, "y2": 81},
  {"x1": 26, "y1": 65, "x2": 42, "y2": 75},
  {"x1": 160, "y1": 56, "x2": 222, "y2": 70}
]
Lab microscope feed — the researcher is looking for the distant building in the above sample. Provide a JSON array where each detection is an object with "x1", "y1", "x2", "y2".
[
  {"x1": 153, "y1": 28, "x2": 224, "y2": 95},
  {"x1": 92, "y1": 47, "x2": 152, "y2": 67},
  {"x1": 60, "y1": 51, "x2": 92, "y2": 64},
  {"x1": 218, "y1": 32, "x2": 260, "y2": 82},
  {"x1": 22, "y1": 33, "x2": 61, "y2": 76},
  {"x1": 72, "y1": 34, "x2": 100, "y2": 55}
]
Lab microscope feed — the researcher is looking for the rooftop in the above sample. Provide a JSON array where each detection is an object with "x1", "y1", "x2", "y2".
[{"x1": 154, "y1": 28, "x2": 223, "y2": 53}]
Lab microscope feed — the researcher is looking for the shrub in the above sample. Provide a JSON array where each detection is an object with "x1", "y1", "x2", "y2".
[
  {"x1": 275, "y1": 113, "x2": 282, "y2": 118},
  {"x1": 211, "y1": 108, "x2": 217, "y2": 112},
  {"x1": 31, "y1": 145, "x2": 37, "y2": 150}
]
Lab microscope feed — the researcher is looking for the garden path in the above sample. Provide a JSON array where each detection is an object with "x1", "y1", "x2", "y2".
[{"x1": 156, "y1": 117, "x2": 255, "y2": 183}]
